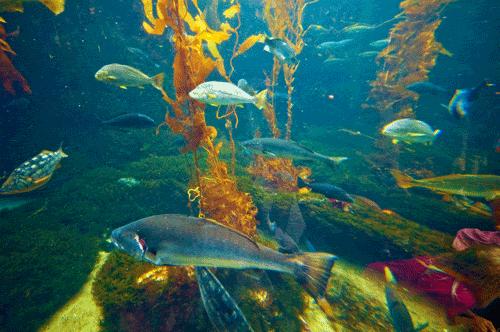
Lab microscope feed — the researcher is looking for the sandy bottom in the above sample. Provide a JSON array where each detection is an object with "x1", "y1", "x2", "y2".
[{"x1": 39, "y1": 251, "x2": 109, "y2": 332}]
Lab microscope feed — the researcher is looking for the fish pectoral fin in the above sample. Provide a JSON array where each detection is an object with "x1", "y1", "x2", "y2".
[
  {"x1": 107, "y1": 75, "x2": 117, "y2": 81},
  {"x1": 119, "y1": 85, "x2": 128, "y2": 89},
  {"x1": 207, "y1": 93, "x2": 217, "y2": 99},
  {"x1": 40, "y1": 150, "x2": 52, "y2": 154},
  {"x1": 391, "y1": 139, "x2": 399, "y2": 144},
  {"x1": 236, "y1": 104, "x2": 244, "y2": 108},
  {"x1": 407, "y1": 133, "x2": 426, "y2": 137},
  {"x1": 415, "y1": 322, "x2": 429, "y2": 332}
]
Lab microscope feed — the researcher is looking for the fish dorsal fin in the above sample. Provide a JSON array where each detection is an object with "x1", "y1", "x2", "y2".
[
  {"x1": 203, "y1": 217, "x2": 260, "y2": 249},
  {"x1": 294, "y1": 141, "x2": 316, "y2": 153}
]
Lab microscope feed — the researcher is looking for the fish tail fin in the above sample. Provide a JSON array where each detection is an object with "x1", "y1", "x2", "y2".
[
  {"x1": 39, "y1": 0, "x2": 65, "y2": 15},
  {"x1": 289, "y1": 252, "x2": 337, "y2": 298},
  {"x1": 254, "y1": 89, "x2": 268, "y2": 110},
  {"x1": 327, "y1": 156, "x2": 348, "y2": 166},
  {"x1": 415, "y1": 322, "x2": 429, "y2": 332},
  {"x1": 151, "y1": 73, "x2": 165, "y2": 91},
  {"x1": 390, "y1": 169, "x2": 415, "y2": 189},
  {"x1": 431, "y1": 129, "x2": 442, "y2": 144},
  {"x1": 384, "y1": 266, "x2": 397, "y2": 285},
  {"x1": 57, "y1": 142, "x2": 68, "y2": 158}
]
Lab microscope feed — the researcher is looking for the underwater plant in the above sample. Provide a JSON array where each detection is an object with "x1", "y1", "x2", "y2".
[
  {"x1": 140, "y1": 0, "x2": 266, "y2": 237},
  {"x1": 364, "y1": 0, "x2": 453, "y2": 118}
]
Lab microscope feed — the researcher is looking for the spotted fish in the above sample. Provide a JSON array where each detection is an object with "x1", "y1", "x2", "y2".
[
  {"x1": 0, "y1": 146, "x2": 68, "y2": 195},
  {"x1": 196, "y1": 267, "x2": 254, "y2": 332}
]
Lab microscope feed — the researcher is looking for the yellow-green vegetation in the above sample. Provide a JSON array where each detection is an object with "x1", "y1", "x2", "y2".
[{"x1": 40, "y1": 251, "x2": 109, "y2": 332}]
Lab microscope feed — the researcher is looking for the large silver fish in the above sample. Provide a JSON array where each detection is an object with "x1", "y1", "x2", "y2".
[
  {"x1": 241, "y1": 137, "x2": 347, "y2": 166},
  {"x1": 95, "y1": 64, "x2": 164, "y2": 90},
  {"x1": 0, "y1": 146, "x2": 67, "y2": 195},
  {"x1": 196, "y1": 267, "x2": 254, "y2": 332},
  {"x1": 111, "y1": 214, "x2": 337, "y2": 298}
]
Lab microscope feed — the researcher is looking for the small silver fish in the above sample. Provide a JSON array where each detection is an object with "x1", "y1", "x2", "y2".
[
  {"x1": 189, "y1": 81, "x2": 267, "y2": 110},
  {"x1": 95, "y1": 64, "x2": 164, "y2": 90},
  {"x1": 358, "y1": 51, "x2": 379, "y2": 58},
  {"x1": 241, "y1": 137, "x2": 348, "y2": 166},
  {"x1": 317, "y1": 39, "x2": 354, "y2": 51},
  {"x1": 369, "y1": 39, "x2": 390, "y2": 49}
]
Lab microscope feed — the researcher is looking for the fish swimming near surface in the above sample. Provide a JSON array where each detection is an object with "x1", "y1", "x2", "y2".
[
  {"x1": 189, "y1": 81, "x2": 268, "y2": 110},
  {"x1": 358, "y1": 51, "x2": 379, "y2": 58},
  {"x1": 0, "y1": 0, "x2": 64, "y2": 15},
  {"x1": 382, "y1": 118, "x2": 441, "y2": 145},
  {"x1": 241, "y1": 137, "x2": 348, "y2": 166},
  {"x1": 263, "y1": 36, "x2": 298, "y2": 65},
  {"x1": 298, "y1": 177, "x2": 354, "y2": 203},
  {"x1": 391, "y1": 169, "x2": 500, "y2": 201},
  {"x1": 369, "y1": 39, "x2": 390, "y2": 49},
  {"x1": 111, "y1": 214, "x2": 337, "y2": 298},
  {"x1": 195, "y1": 267, "x2": 254, "y2": 332},
  {"x1": 0, "y1": 145, "x2": 68, "y2": 195},
  {"x1": 447, "y1": 80, "x2": 495, "y2": 118},
  {"x1": 95, "y1": 64, "x2": 165, "y2": 91},
  {"x1": 384, "y1": 267, "x2": 429, "y2": 332},
  {"x1": 405, "y1": 81, "x2": 448, "y2": 95},
  {"x1": 323, "y1": 56, "x2": 347, "y2": 64},
  {"x1": 317, "y1": 39, "x2": 354, "y2": 51},
  {"x1": 101, "y1": 113, "x2": 155, "y2": 128}
]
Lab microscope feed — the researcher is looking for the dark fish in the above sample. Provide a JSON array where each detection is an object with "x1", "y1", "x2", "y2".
[
  {"x1": 384, "y1": 267, "x2": 428, "y2": 332},
  {"x1": 447, "y1": 80, "x2": 495, "y2": 118},
  {"x1": 241, "y1": 137, "x2": 347, "y2": 166},
  {"x1": 405, "y1": 81, "x2": 447, "y2": 95},
  {"x1": 263, "y1": 37, "x2": 298, "y2": 65},
  {"x1": 102, "y1": 113, "x2": 155, "y2": 128},
  {"x1": 111, "y1": 214, "x2": 337, "y2": 298},
  {"x1": 274, "y1": 226, "x2": 300, "y2": 254},
  {"x1": 195, "y1": 267, "x2": 254, "y2": 332},
  {"x1": 298, "y1": 177, "x2": 354, "y2": 203}
]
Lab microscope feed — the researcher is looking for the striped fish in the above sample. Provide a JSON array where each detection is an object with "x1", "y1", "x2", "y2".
[{"x1": 0, "y1": 146, "x2": 68, "y2": 195}]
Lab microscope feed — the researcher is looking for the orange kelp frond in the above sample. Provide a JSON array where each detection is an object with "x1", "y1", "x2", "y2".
[
  {"x1": 200, "y1": 142, "x2": 258, "y2": 238},
  {"x1": 0, "y1": 25, "x2": 30, "y2": 95},
  {"x1": 140, "y1": 0, "x2": 258, "y2": 237},
  {"x1": 365, "y1": 0, "x2": 453, "y2": 117},
  {"x1": 262, "y1": 0, "x2": 317, "y2": 140},
  {"x1": 247, "y1": 155, "x2": 310, "y2": 192}
]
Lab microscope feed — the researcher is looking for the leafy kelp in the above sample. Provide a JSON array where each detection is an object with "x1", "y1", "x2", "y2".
[{"x1": 365, "y1": 0, "x2": 453, "y2": 118}]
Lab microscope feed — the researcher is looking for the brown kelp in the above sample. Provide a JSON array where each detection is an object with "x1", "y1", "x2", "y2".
[
  {"x1": 262, "y1": 0, "x2": 317, "y2": 139},
  {"x1": 0, "y1": 22, "x2": 31, "y2": 95},
  {"x1": 364, "y1": 0, "x2": 453, "y2": 118},
  {"x1": 140, "y1": 0, "x2": 263, "y2": 237}
]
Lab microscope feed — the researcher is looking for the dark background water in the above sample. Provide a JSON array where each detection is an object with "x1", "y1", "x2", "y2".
[{"x1": 0, "y1": 0, "x2": 499, "y2": 331}]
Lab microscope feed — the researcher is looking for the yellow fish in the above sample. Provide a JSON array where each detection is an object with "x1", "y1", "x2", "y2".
[{"x1": 391, "y1": 169, "x2": 500, "y2": 201}]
